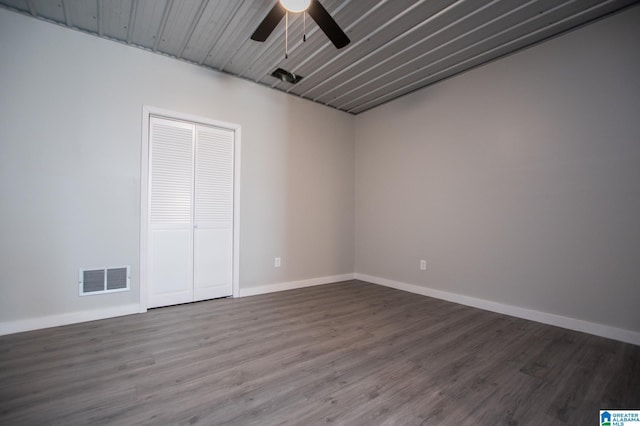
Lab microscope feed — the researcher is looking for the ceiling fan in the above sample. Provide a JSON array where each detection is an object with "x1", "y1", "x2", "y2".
[{"x1": 250, "y1": 0, "x2": 350, "y2": 49}]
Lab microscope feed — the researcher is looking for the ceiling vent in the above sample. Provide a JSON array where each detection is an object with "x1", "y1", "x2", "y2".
[
  {"x1": 271, "y1": 68, "x2": 303, "y2": 84},
  {"x1": 79, "y1": 267, "x2": 130, "y2": 296}
]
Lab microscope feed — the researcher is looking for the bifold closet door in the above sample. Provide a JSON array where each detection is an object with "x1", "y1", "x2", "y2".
[
  {"x1": 148, "y1": 117, "x2": 234, "y2": 308},
  {"x1": 193, "y1": 125, "x2": 234, "y2": 301},
  {"x1": 148, "y1": 117, "x2": 195, "y2": 308}
]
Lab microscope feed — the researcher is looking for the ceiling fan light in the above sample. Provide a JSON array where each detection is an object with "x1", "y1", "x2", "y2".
[{"x1": 279, "y1": 0, "x2": 311, "y2": 13}]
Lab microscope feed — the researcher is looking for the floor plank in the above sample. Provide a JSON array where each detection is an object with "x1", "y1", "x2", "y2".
[{"x1": 0, "y1": 280, "x2": 638, "y2": 425}]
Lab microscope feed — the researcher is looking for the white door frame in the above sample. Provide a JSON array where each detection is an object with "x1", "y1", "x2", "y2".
[{"x1": 140, "y1": 105, "x2": 241, "y2": 312}]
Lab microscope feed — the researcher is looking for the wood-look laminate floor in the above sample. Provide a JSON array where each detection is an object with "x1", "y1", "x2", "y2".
[{"x1": 1, "y1": 280, "x2": 638, "y2": 425}]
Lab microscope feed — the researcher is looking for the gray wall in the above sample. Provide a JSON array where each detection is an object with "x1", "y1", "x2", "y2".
[
  {"x1": 2, "y1": 4, "x2": 639, "y2": 336},
  {"x1": 354, "y1": 6, "x2": 640, "y2": 333},
  {"x1": 0, "y1": 8, "x2": 354, "y2": 322}
]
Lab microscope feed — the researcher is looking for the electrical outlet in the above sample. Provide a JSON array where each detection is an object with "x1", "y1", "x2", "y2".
[
  {"x1": 275, "y1": 257, "x2": 281, "y2": 268},
  {"x1": 420, "y1": 259, "x2": 427, "y2": 270}
]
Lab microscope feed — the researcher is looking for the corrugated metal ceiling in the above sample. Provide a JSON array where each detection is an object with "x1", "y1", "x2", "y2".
[{"x1": 1, "y1": 0, "x2": 637, "y2": 114}]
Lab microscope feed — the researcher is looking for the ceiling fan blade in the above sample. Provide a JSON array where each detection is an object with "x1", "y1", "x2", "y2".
[
  {"x1": 307, "y1": 0, "x2": 350, "y2": 49},
  {"x1": 250, "y1": 2, "x2": 286, "y2": 42}
]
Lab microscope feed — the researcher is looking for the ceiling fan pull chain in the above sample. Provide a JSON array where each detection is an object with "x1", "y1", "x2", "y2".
[
  {"x1": 285, "y1": 11, "x2": 289, "y2": 59},
  {"x1": 303, "y1": 12, "x2": 306, "y2": 42}
]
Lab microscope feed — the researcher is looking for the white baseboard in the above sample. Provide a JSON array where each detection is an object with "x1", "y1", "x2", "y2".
[
  {"x1": 0, "y1": 303, "x2": 142, "y2": 336},
  {"x1": 238, "y1": 273, "x2": 356, "y2": 297},
  {"x1": 5, "y1": 274, "x2": 637, "y2": 347},
  {"x1": 355, "y1": 273, "x2": 640, "y2": 346}
]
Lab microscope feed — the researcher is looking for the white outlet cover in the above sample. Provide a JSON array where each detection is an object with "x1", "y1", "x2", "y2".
[
  {"x1": 275, "y1": 257, "x2": 281, "y2": 267},
  {"x1": 420, "y1": 260, "x2": 427, "y2": 270}
]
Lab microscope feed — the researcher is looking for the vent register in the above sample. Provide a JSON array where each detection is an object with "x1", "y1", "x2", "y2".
[{"x1": 79, "y1": 267, "x2": 130, "y2": 296}]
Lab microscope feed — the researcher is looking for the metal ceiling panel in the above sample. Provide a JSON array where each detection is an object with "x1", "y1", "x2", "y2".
[
  {"x1": 200, "y1": 1, "x2": 267, "y2": 69},
  {"x1": 249, "y1": 0, "x2": 353, "y2": 87},
  {"x1": 223, "y1": 0, "x2": 346, "y2": 78},
  {"x1": 261, "y1": 0, "x2": 363, "y2": 73},
  {"x1": 262, "y1": 0, "x2": 378, "y2": 89},
  {"x1": 1, "y1": 0, "x2": 28, "y2": 13},
  {"x1": 347, "y1": 0, "x2": 640, "y2": 113},
  {"x1": 295, "y1": 0, "x2": 483, "y2": 101},
  {"x1": 129, "y1": 0, "x2": 169, "y2": 49},
  {"x1": 30, "y1": 0, "x2": 65, "y2": 22},
  {"x1": 237, "y1": 8, "x2": 333, "y2": 79},
  {"x1": 156, "y1": 0, "x2": 204, "y2": 56},
  {"x1": 311, "y1": 0, "x2": 554, "y2": 106},
  {"x1": 101, "y1": 0, "x2": 134, "y2": 40},
  {"x1": 64, "y1": 0, "x2": 98, "y2": 33},
  {"x1": 1, "y1": 0, "x2": 637, "y2": 114},
  {"x1": 286, "y1": 0, "x2": 459, "y2": 96},
  {"x1": 248, "y1": 13, "x2": 324, "y2": 82},
  {"x1": 272, "y1": 0, "x2": 426, "y2": 94},
  {"x1": 180, "y1": 0, "x2": 240, "y2": 63},
  {"x1": 329, "y1": 0, "x2": 566, "y2": 108},
  {"x1": 337, "y1": 0, "x2": 616, "y2": 110}
]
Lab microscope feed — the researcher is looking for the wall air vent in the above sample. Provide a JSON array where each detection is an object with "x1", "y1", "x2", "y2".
[{"x1": 79, "y1": 266, "x2": 130, "y2": 296}]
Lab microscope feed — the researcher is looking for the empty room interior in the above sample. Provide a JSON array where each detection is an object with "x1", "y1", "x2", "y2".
[{"x1": 1, "y1": 0, "x2": 639, "y2": 424}]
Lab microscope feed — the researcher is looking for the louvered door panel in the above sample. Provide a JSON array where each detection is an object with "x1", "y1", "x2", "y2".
[
  {"x1": 148, "y1": 117, "x2": 195, "y2": 308},
  {"x1": 193, "y1": 125, "x2": 234, "y2": 300},
  {"x1": 150, "y1": 118, "x2": 194, "y2": 225},
  {"x1": 195, "y1": 127, "x2": 234, "y2": 224}
]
